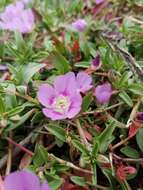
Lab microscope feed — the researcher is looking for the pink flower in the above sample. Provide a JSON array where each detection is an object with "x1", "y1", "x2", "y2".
[
  {"x1": 71, "y1": 19, "x2": 87, "y2": 32},
  {"x1": 37, "y1": 72, "x2": 92, "y2": 120},
  {"x1": 96, "y1": 0, "x2": 105, "y2": 4},
  {"x1": 94, "y1": 82, "x2": 112, "y2": 104},
  {"x1": 0, "y1": 2, "x2": 34, "y2": 33},
  {"x1": 2, "y1": 170, "x2": 51, "y2": 190}
]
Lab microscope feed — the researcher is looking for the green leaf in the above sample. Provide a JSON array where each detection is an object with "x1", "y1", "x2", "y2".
[
  {"x1": 5, "y1": 109, "x2": 35, "y2": 131},
  {"x1": 101, "y1": 169, "x2": 115, "y2": 190},
  {"x1": 33, "y1": 145, "x2": 48, "y2": 167},
  {"x1": 70, "y1": 176, "x2": 86, "y2": 187},
  {"x1": 72, "y1": 139, "x2": 89, "y2": 156},
  {"x1": 98, "y1": 121, "x2": 116, "y2": 153},
  {"x1": 136, "y1": 128, "x2": 143, "y2": 151},
  {"x1": 51, "y1": 50, "x2": 71, "y2": 74},
  {"x1": 92, "y1": 163, "x2": 97, "y2": 185},
  {"x1": 91, "y1": 140, "x2": 99, "y2": 158},
  {"x1": 75, "y1": 61, "x2": 90, "y2": 68},
  {"x1": 82, "y1": 92, "x2": 93, "y2": 112},
  {"x1": 45, "y1": 123, "x2": 66, "y2": 142},
  {"x1": 5, "y1": 84, "x2": 17, "y2": 109},
  {"x1": 119, "y1": 91, "x2": 133, "y2": 107},
  {"x1": 6, "y1": 106, "x2": 24, "y2": 117},
  {"x1": 0, "y1": 95, "x2": 5, "y2": 115},
  {"x1": 49, "y1": 178, "x2": 63, "y2": 190},
  {"x1": 128, "y1": 83, "x2": 143, "y2": 95},
  {"x1": 120, "y1": 146, "x2": 139, "y2": 158},
  {"x1": 14, "y1": 31, "x2": 25, "y2": 50},
  {"x1": 22, "y1": 63, "x2": 45, "y2": 84}
]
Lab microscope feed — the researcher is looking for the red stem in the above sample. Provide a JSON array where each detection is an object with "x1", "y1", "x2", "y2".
[{"x1": 6, "y1": 137, "x2": 33, "y2": 157}]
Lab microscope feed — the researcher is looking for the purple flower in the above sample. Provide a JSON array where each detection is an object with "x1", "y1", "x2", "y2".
[
  {"x1": 96, "y1": 0, "x2": 105, "y2": 4},
  {"x1": 37, "y1": 72, "x2": 92, "y2": 120},
  {"x1": 137, "y1": 112, "x2": 143, "y2": 121},
  {"x1": 91, "y1": 54, "x2": 101, "y2": 70},
  {"x1": 4, "y1": 170, "x2": 50, "y2": 190},
  {"x1": 94, "y1": 82, "x2": 112, "y2": 104},
  {"x1": 0, "y1": 65, "x2": 8, "y2": 71},
  {"x1": 71, "y1": 19, "x2": 87, "y2": 32},
  {"x1": 0, "y1": 2, "x2": 34, "y2": 33},
  {"x1": 76, "y1": 72, "x2": 92, "y2": 93},
  {"x1": 38, "y1": 72, "x2": 82, "y2": 120}
]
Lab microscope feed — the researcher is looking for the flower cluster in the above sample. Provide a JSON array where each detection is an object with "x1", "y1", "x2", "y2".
[
  {"x1": 38, "y1": 72, "x2": 92, "y2": 120},
  {"x1": 0, "y1": 170, "x2": 50, "y2": 190},
  {"x1": 0, "y1": 1, "x2": 34, "y2": 33}
]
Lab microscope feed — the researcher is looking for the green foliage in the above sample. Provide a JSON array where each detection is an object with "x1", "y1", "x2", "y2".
[
  {"x1": 1, "y1": 0, "x2": 143, "y2": 189},
  {"x1": 136, "y1": 128, "x2": 143, "y2": 152}
]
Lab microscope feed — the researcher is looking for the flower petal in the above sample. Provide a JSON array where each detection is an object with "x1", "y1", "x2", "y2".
[
  {"x1": 94, "y1": 82, "x2": 112, "y2": 104},
  {"x1": 4, "y1": 170, "x2": 40, "y2": 190},
  {"x1": 71, "y1": 19, "x2": 87, "y2": 32},
  {"x1": 76, "y1": 72, "x2": 92, "y2": 93},
  {"x1": 67, "y1": 93, "x2": 82, "y2": 118},
  {"x1": 37, "y1": 84, "x2": 55, "y2": 107},
  {"x1": 54, "y1": 72, "x2": 77, "y2": 96},
  {"x1": 41, "y1": 181, "x2": 51, "y2": 190},
  {"x1": 42, "y1": 108, "x2": 67, "y2": 120}
]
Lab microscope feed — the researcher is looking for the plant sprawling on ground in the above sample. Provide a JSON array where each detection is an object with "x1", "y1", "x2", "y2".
[{"x1": 0, "y1": 0, "x2": 143, "y2": 190}]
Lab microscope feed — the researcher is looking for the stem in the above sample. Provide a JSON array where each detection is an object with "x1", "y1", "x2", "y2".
[
  {"x1": 82, "y1": 102, "x2": 124, "y2": 115},
  {"x1": 0, "y1": 126, "x2": 43, "y2": 169},
  {"x1": 113, "y1": 153, "x2": 143, "y2": 163},
  {"x1": 0, "y1": 89, "x2": 38, "y2": 104},
  {"x1": 111, "y1": 137, "x2": 130, "y2": 151},
  {"x1": 5, "y1": 132, "x2": 13, "y2": 175},
  {"x1": 6, "y1": 137, "x2": 33, "y2": 157},
  {"x1": 3, "y1": 134, "x2": 93, "y2": 175},
  {"x1": 48, "y1": 153, "x2": 93, "y2": 174},
  {"x1": 126, "y1": 98, "x2": 141, "y2": 127},
  {"x1": 75, "y1": 119, "x2": 91, "y2": 150}
]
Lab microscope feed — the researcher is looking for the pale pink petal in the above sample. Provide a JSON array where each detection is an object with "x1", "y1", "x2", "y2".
[
  {"x1": 54, "y1": 72, "x2": 77, "y2": 96},
  {"x1": 96, "y1": 0, "x2": 105, "y2": 4},
  {"x1": 41, "y1": 181, "x2": 51, "y2": 190},
  {"x1": 42, "y1": 108, "x2": 66, "y2": 120},
  {"x1": 4, "y1": 170, "x2": 40, "y2": 190},
  {"x1": 71, "y1": 19, "x2": 87, "y2": 32},
  {"x1": 67, "y1": 94, "x2": 82, "y2": 118},
  {"x1": 37, "y1": 84, "x2": 55, "y2": 107},
  {"x1": 94, "y1": 82, "x2": 112, "y2": 104},
  {"x1": 76, "y1": 72, "x2": 92, "y2": 93}
]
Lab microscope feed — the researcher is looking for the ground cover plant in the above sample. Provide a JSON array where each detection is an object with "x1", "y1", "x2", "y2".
[{"x1": 0, "y1": 0, "x2": 143, "y2": 189}]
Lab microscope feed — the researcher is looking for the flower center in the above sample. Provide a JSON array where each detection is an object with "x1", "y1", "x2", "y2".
[{"x1": 53, "y1": 95, "x2": 70, "y2": 113}]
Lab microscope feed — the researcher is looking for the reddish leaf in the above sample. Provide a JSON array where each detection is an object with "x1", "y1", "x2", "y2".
[
  {"x1": 19, "y1": 153, "x2": 32, "y2": 170},
  {"x1": 61, "y1": 183, "x2": 89, "y2": 190},
  {"x1": 116, "y1": 164, "x2": 136, "y2": 182},
  {"x1": 73, "y1": 169, "x2": 92, "y2": 182},
  {"x1": 84, "y1": 68, "x2": 95, "y2": 75},
  {"x1": 101, "y1": 163, "x2": 111, "y2": 169},
  {"x1": 71, "y1": 40, "x2": 80, "y2": 54},
  {"x1": 67, "y1": 186, "x2": 88, "y2": 190},
  {"x1": 128, "y1": 121, "x2": 141, "y2": 138},
  {"x1": 83, "y1": 129, "x2": 92, "y2": 141}
]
